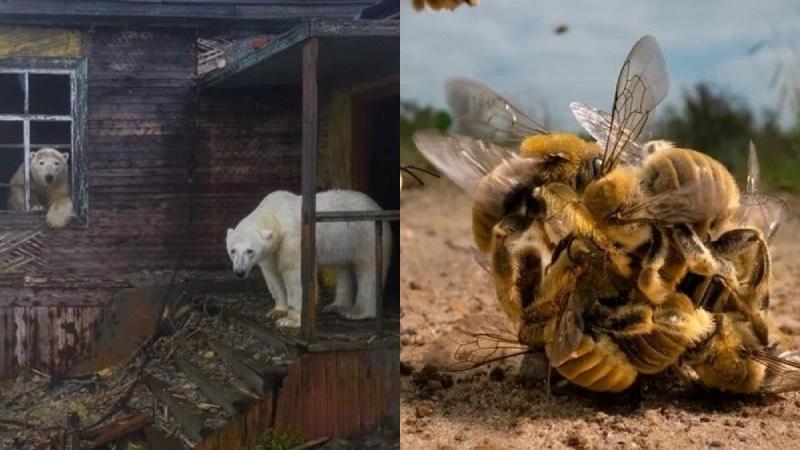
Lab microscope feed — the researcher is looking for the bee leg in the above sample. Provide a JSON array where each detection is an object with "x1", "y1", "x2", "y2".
[
  {"x1": 637, "y1": 226, "x2": 673, "y2": 304},
  {"x1": 490, "y1": 213, "x2": 540, "y2": 322},
  {"x1": 708, "y1": 229, "x2": 770, "y2": 309},
  {"x1": 592, "y1": 303, "x2": 654, "y2": 337},
  {"x1": 669, "y1": 224, "x2": 740, "y2": 293},
  {"x1": 708, "y1": 228, "x2": 772, "y2": 344}
]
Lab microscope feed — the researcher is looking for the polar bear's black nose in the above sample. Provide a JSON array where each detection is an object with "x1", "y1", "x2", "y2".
[
  {"x1": 234, "y1": 269, "x2": 246, "y2": 278},
  {"x1": 45, "y1": 174, "x2": 54, "y2": 183}
]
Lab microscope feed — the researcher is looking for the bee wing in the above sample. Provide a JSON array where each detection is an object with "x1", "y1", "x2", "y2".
[
  {"x1": 446, "y1": 77, "x2": 551, "y2": 144},
  {"x1": 569, "y1": 101, "x2": 647, "y2": 167},
  {"x1": 600, "y1": 35, "x2": 669, "y2": 174},
  {"x1": 748, "y1": 349, "x2": 800, "y2": 393},
  {"x1": 734, "y1": 194, "x2": 790, "y2": 242},
  {"x1": 422, "y1": 314, "x2": 532, "y2": 372},
  {"x1": 745, "y1": 141, "x2": 760, "y2": 195},
  {"x1": 413, "y1": 129, "x2": 534, "y2": 196},
  {"x1": 616, "y1": 183, "x2": 709, "y2": 224},
  {"x1": 549, "y1": 291, "x2": 585, "y2": 367},
  {"x1": 734, "y1": 142, "x2": 790, "y2": 241}
]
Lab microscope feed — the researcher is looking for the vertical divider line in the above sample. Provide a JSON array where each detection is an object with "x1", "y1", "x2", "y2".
[{"x1": 23, "y1": 72, "x2": 30, "y2": 211}]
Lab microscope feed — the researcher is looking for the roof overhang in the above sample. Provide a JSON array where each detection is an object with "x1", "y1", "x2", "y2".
[
  {"x1": 0, "y1": 0, "x2": 376, "y2": 28},
  {"x1": 198, "y1": 19, "x2": 399, "y2": 90}
]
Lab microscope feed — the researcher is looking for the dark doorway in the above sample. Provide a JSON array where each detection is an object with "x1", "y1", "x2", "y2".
[{"x1": 352, "y1": 79, "x2": 400, "y2": 314}]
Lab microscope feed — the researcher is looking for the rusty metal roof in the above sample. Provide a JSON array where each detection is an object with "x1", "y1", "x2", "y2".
[{"x1": 198, "y1": 19, "x2": 399, "y2": 90}]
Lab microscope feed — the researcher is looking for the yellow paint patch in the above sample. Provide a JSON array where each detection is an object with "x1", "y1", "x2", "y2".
[{"x1": 0, "y1": 27, "x2": 83, "y2": 58}]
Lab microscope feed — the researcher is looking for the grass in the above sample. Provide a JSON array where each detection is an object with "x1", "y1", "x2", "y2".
[{"x1": 251, "y1": 428, "x2": 307, "y2": 450}]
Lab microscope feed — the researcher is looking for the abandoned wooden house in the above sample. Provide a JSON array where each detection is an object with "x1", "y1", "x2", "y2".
[{"x1": 0, "y1": 0, "x2": 399, "y2": 447}]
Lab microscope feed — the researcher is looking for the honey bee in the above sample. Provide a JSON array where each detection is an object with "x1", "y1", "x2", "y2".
[
  {"x1": 516, "y1": 234, "x2": 714, "y2": 393},
  {"x1": 413, "y1": 35, "x2": 798, "y2": 394},
  {"x1": 413, "y1": 37, "x2": 669, "y2": 323},
  {"x1": 673, "y1": 143, "x2": 796, "y2": 394},
  {"x1": 411, "y1": 0, "x2": 479, "y2": 11}
]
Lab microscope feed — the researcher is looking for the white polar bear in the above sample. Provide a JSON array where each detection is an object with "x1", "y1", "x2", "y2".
[
  {"x1": 226, "y1": 190, "x2": 392, "y2": 328},
  {"x1": 7, "y1": 147, "x2": 74, "y2": 228}
]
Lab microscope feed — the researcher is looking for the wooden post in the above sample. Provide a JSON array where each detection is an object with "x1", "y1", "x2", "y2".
[
  {"x1": 300, "y1": 36, "x2": 319, "y2": 340},
  {"x1": 374, "y1": 220, "x2": 384, "y2": 323}
]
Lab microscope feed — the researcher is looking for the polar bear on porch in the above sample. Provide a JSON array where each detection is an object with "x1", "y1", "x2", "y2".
[
  {"x1": 226, "y1": 190, "x2": 392, "y2": 328},
  {"x1": 7, "y1": 147, "x2": 74, "y2": 228}
]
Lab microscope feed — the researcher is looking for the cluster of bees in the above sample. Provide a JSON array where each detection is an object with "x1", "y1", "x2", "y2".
[{"x1": 413, "y1": 35, "x2": 799, "y2": 394}]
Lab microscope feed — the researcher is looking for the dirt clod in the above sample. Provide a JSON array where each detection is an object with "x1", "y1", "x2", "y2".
[
  {"x1": 565, "y1": 430, "x2": 589, "y2": 449},
  {"x1": 416, "y1": 403, "x2": 435, "y2": 418},
  {"x1": 489, "y1": 367, "x2": 505, "y2": 382}
]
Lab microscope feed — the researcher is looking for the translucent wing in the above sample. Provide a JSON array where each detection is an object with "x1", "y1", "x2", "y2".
[
  {"x1": 748, "y1": 349, "x2": 800, "y2": 394},
  {"x1": 413, "y1": 129, "x2": 538, "y2": 197},
  {"x1": 569, "y1": 101, "x2": 647, "y2": 167},
  {"x1": 549, "y1": 291, "x2": 585, "y2": 366},
  {"x1": 734, "y1": 142, "x2": 790, "y2": 241},
  {"x1": 422, "y1": 315, "x2": 533, "y2": 372},
  {"x1": 615, "y1": 183, "x2": 708, "y2": 224},
  {"x1": 746, "y1": 141, "x2": 760, "y2": 195},
  {"x1": 735, "y1": 194, "x2": 789, "y2": 242},
  {"x1": 601, "y1": 35, "x2": 669, "y2": 174},
  {"x1": 446, "y1": 77, "x2": 550, "y2": 145}
]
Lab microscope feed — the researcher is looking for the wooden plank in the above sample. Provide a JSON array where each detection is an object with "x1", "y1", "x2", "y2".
[
  {"x1": 207, "y1": 340, "x2": 267, "y2": 396},
  {"x1": 82, "y1": 415, "x2": 150, "y2": 449},
  {"x1": 144, "y1": 375, "x2": 210, "y2": 444},
  {"x1": 300, "y1": 36, "x2": 319, "y2": 340},
  {"x1": 143, "y1": 425, "x2": 186, "y2": 450},
  {"x1": 315, "y1": 210, "x2": 399, "y2": 222},
  {"x1": 174, "y1": 357, "x2": 253, "y2": 416}
]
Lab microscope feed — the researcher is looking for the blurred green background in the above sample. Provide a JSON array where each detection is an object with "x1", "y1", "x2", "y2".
[{"x1": 401, "y1": 79, "x2": 800, "y2": 192}]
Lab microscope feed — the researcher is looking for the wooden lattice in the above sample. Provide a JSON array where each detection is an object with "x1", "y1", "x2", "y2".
[
  {"x1": 0, "y1": 230, "x2": 45, "y2": 274},
  {"x1": 197, "y1": 37, "x2": 234, "y2": 76}
]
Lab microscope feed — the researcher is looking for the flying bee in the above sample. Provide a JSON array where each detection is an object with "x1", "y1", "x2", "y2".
[
  {"x1": 411, "y1": 0, "x2": 479, "y2": 11},
  {"x1": 413, "y1": 35, "x2": 670, "y2": 323}
]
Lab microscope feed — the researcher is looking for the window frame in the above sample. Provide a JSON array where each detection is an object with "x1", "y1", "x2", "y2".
[{"x1": 0, "y1": 58, "x2": 88, "y2": 227}]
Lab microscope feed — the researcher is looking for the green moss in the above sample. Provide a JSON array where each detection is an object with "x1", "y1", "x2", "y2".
[{"x1": 251, "y1": 428, "x2": 306, "y2": 450}]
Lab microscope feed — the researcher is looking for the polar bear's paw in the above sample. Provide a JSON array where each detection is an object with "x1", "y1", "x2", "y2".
[
  {"x1": 46, "y1": 197, "x2": 74, "y2": 228},
  {"x1": 266, "y1": 305, "x2": 289, "y2": 320},
  {"x1": 322, "y1": 302, "x2": 350, "y2": 315},
  {"x1": 342, "y1": 303, "x2": 375, "y2": 321},
  {"x1": 31, "y1": 204, "x2": 45, "y2": 212},
  {"x1": 276, "y1": 311, "x2": 301, "y2": 328}
]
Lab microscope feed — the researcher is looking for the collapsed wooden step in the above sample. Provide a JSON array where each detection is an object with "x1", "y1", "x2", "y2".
[
  {"x1": 144, "y1": 375, "x2": 212, "y2": 444},
  {"x1": 173, "y1": 357, "x2": 253, "y2": 417}
]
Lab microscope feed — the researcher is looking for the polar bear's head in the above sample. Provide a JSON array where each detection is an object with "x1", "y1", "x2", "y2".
[
  {"x1": 31, "y1": 147, "x2": 69, "y2": 187},
  {"x1": 226, "y1": 221, "x2": 278, "y2": 278}
]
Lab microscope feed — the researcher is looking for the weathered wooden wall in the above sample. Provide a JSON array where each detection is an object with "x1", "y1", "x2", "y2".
[
  {"x1": 195, "y1": 346, "x2": 399, "y2": 449},
  {"x1": 0, "y1": 26, "x2": 304, "y2": 376}
]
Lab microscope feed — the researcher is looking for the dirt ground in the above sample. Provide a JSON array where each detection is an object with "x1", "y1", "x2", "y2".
[{"x1": 400, "y1": 180, "x2": 800, "y2": 450}]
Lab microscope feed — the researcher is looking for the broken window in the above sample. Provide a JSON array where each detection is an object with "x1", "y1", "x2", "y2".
[{"x1": 0, "y1": 68, "x2": 77, "y2": 215}]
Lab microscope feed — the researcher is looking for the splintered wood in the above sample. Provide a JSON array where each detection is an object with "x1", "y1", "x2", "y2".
[{"x1": 0, "y1": 230, "x2": 44, "y2": 274}]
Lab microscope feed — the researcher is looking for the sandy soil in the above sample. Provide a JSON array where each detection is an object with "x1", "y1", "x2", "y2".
[{"x1": 400, "y1": 180, "x2": 800, "y2": 450}]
